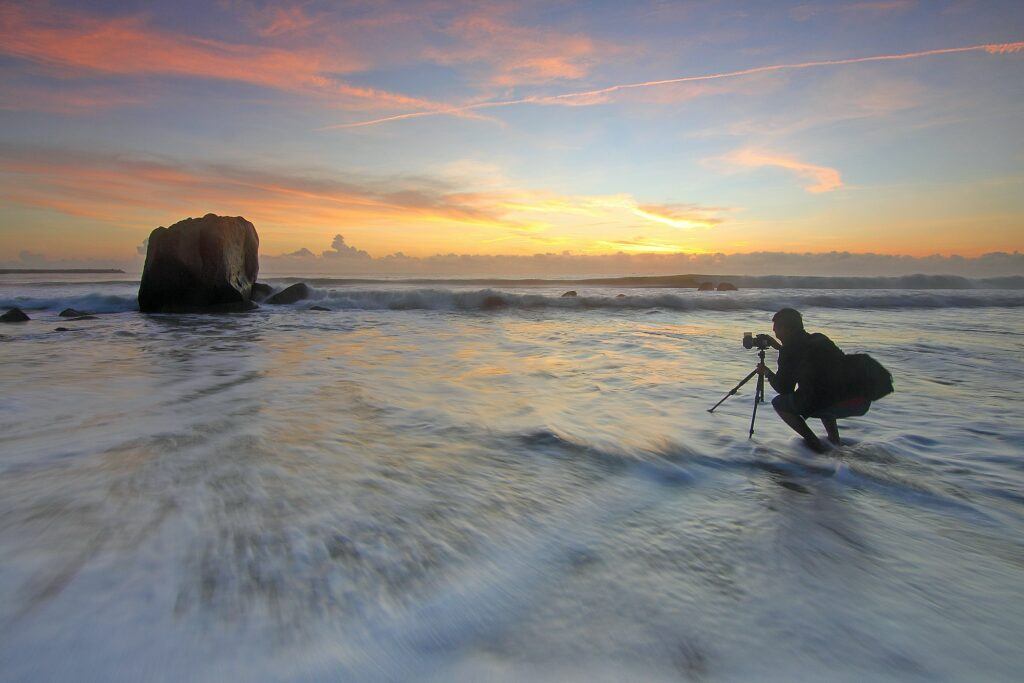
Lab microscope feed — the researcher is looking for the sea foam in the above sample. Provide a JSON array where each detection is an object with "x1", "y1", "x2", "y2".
[{"x1": 4, "y1": 286, "x2": 1022, "y2": 315}]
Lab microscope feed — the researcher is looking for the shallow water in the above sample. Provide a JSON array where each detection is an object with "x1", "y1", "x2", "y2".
[{"x1": 1, "y1": 280, "x2": 1023, "y2": 681}]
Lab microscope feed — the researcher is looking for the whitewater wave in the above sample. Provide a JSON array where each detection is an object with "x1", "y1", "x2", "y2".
[
  {"x1": 0, "y1": 291, "x2": 139, "y2": 313},
  {"x1": 727, "y1": 274, "x2": 1024, "y2": 290},
  {"x1": 3, "y1": 287, "x2": 1024, "y2": 314},
  {"x1": 304, "y1": 287, "x2": 1024, "y2": 312},
  {"x1": 285, "y1": 274, "x2": 1024, "y2": 290}
]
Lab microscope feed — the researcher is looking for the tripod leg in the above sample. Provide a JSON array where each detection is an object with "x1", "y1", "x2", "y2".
[
  {"x1": 708, "y1": 368, "x2": 759, "y2": 413},
  {"x1": 749, "y1": 368, "x2": 764, "y2": 438}
]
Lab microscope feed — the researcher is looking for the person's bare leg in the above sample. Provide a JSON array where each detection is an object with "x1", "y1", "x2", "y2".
[
  {"x1": 821, "y1": 417, "x2": 840, "y2": 445},
  {"x1": 773, "y1": 405, "x2": 826, "y2": 453}
]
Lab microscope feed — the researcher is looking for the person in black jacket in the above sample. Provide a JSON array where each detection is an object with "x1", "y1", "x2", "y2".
[{"x1": 757, "y1": 308, "x2": 869, "y2": 452}]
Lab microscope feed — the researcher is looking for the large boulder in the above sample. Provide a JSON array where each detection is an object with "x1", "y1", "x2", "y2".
[
  {"x1": 1, "y1": 307, "x2": 30, "y2": 322},
  {"x1": 716, "y1": 282, "x2": 738, "y2": 291},
  {"x1": 138, "y1": 214, "x2": 259, "y2": 313},
  {"x1": 561, "y1": 290, "x2": 578, "y2": 297},
  {"x1": 265, "y1": 282, "x2": 311, "y2": 305}
]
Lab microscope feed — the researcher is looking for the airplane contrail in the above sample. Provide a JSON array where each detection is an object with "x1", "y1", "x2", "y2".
[{"x1": 320, "y1": 41, "x2": 1024, "y2": 130}]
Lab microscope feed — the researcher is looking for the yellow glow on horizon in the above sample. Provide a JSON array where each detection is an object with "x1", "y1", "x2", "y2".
[
  {"x1": 590, "y1": 238, "x2": 704, "y2": 254},
  {"x1": 2, "y1": 147, "x2": 1021, "y2": 262}
]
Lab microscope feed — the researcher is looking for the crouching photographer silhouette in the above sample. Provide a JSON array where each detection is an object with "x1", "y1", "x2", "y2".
[{"x1": 759, "y1": 308, "x2": 893, "y2": 452}]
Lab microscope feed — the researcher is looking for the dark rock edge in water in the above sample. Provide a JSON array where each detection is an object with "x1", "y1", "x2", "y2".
[{"x1": 1, "y1": 307, "x2": 30, "y2": 323}]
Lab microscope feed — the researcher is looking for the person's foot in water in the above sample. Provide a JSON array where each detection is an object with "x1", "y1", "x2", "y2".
[
  {"x1": 803, "y1": 435, "x2": 828, "y2": 454},
  {"x1": 821, "y1": 417, "x2": 841, "y2": 446},
  {"x1": 773, "y1": 402, "x2": 830, "y2": 453}
]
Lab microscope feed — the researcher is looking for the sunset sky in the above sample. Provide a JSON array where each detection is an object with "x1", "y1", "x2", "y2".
[{"x1": 1, "y1": 0, "x2": 1022, "y2": 274}]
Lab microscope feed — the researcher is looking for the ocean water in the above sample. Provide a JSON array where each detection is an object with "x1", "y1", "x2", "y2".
[{"x1": 1, "y1": 276, "x2": 1023, "y2": 682}]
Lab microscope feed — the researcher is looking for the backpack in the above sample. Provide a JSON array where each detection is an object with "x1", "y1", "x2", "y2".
[{"x1": 843, "y1": 353, "x2": 894, "y2": 401}]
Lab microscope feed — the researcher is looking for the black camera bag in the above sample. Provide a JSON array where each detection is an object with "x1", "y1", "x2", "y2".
[{"x1": 843, "y1": 353, "x2": 894, "y2": 401}]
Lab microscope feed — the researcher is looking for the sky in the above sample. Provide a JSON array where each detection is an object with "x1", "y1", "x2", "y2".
[{"x1": 0, "y1": 0, "x2": 1022, "y2": 275}]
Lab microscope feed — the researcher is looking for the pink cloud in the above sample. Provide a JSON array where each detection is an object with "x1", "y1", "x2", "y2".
[
  {"x1": 716, "y1": 149, "x2": 843, "y2": 193},
  {"x1": 0, "y1": 3, "x2": 454, "y2": 112},
  {"x1": 426, "y1": 9, "x2": 612, "y2": 87}
]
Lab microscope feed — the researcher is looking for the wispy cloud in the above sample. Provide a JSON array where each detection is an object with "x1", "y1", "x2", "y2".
[
  {"x1": 714, "y1": 149, "x2": 843, "y2": 193},
  {"x1": 324, "y1": 41, "x2": 1024, "y2": 129},
  {"x1": 258, "y1": 240, "x2": 1024, "y2": 278},
  {"x1": 0, "y1": 79, "x2": 151, "y2": 113},
  {"x1": 425, "y1": 9, "x2": 610, "y2": 87},
  {"x1": 0, "y1": 145, "x2": 726, "y2": 255},
  {"x1": 0, "y1": 3, "x2": 455, "y2": 112},
  {"x1": 791, "y1": 0, "x2": 917, "y2": 22}
]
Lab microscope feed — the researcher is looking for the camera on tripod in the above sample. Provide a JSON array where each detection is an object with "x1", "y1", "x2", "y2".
[
  {"x1": 710, "y1": 332, "x2": 775, "y2": 437},
  {"x1": 743, "y1": 332, "x2": 773, "y2": 350}
]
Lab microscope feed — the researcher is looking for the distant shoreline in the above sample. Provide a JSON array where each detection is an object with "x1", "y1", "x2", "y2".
[{"x1": 0, "y1": 269, "x2": 125, "y2": 274}]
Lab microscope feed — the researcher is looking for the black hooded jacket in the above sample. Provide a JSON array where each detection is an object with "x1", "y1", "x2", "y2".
[{"x1": 768, "y1": 330, "x2": 849, "y2": 414}]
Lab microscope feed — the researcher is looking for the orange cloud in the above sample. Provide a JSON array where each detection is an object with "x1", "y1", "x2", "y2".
[
  {"x1": 985, "y1": 42, "x2": 1024, "y2": 54},
  {"x1": 0, "y1": 3, "x2": 454, "y2": 112},
  {"x1": 450, "y1": 190, "x2": 723, "y2": 231},
  {"x1": 716, "y1": 149, "x2": 843, "y2": 193},
  {"x1": 592, "y1": 237, "x2": 706, "y2": 254},
  {"x1": 0, "y1": 146, "x2": 726, "y2": 256}
]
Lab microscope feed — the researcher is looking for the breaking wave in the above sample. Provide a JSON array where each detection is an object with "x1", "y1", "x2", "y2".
[
  {"x1": 287, "y1": 274, "x2": 1024, "y2": 290},
  {"x1": 0, "y1": 291, "x2": 139, "y2": 313},
  {"x1": 3, "y1": 287, "x2": 1024, "y2": 315},
  {"x1": 309, "y1": 287, "x2": 1024, "y2": 312}
]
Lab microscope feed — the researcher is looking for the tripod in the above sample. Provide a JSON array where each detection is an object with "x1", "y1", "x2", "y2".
[{"x1": 707, "y1": 348, "x2": 766, "y2": 438}]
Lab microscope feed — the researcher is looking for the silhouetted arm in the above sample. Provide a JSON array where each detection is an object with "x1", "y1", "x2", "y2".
[{"x1": 768, "y1": 348, "x2": 797, "y2": 394}]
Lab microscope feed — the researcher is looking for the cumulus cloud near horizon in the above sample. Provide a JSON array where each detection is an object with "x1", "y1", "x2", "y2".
[
  {"x1": 4, "y1": 236, "x2": 1022, "y2": 278},
  {"x1": 257, "y1": 237, "x2": 1023, "y2": 278}
]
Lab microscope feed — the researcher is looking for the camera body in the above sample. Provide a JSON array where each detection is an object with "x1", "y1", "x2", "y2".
[{"x1": 743, "y1": 332, "x2": 773, "y2": 350}]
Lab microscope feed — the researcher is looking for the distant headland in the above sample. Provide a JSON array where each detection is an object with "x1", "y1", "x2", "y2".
[{"x1": 0, "y1": 269, "x2": 125, "y2": 274}]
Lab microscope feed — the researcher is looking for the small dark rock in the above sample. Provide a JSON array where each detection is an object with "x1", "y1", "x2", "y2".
[
  {"x1": 481, "y1": 295, "x2": 507, "y2": 310},
  {"x1": 561, "y1": 290, "x2": 578, "y2": 297},
  {"x1": 615, "y1": 294, "x2": 627, "y2": 298},
  {"x1": 1, "y1": 307, "x2": 30, "y2": 323},
  {"x1": 53, "y1": 327, "x2": 71, "y2": 332},
  {"x1": 716, "y1": 282, "x2": 738, "y2": 291},
  {"x1": 251, "y1": 282, "x2": 273, "y2": 302},
  {"x1": 59, "y1": 308, "x2": 87, "y2": 317},
  {"x1": 697, "y1": 282, "x2": 715, "y2": 291},
  {"x1": 265, "y1": 282, "x2": 311, "y2": 305},
  {"x1": 308, "y1": 305, "x2": 331, "y2": 311}
]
